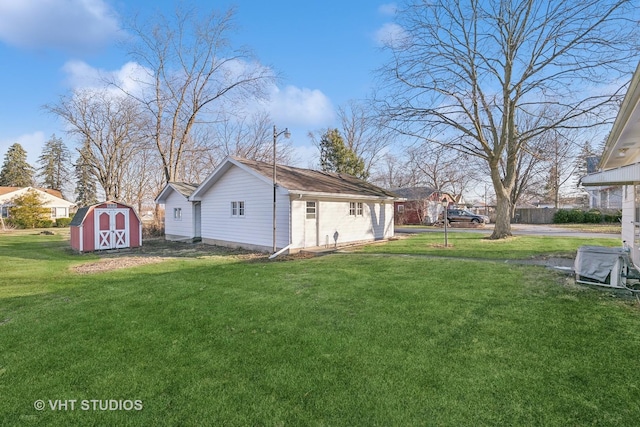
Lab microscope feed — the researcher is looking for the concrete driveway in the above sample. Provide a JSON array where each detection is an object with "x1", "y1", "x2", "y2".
[{"x1": 395, "y1": 224, "x2": 620, "y2": 239}]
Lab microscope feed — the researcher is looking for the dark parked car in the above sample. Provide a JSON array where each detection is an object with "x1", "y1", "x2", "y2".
[{"x1": 444, "y1": 209, "x2": 486, "y2": 224}]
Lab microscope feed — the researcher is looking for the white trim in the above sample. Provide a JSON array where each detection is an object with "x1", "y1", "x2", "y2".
[
  {"x1": 155, "y1": 183, "x2": 193, "y2": 203},
  {"x1": 581, "y1": 163, "x2": 640, "y2": 186},
  {"x1": 94, "y1": 208, "x2": 130, "y2": 250},
  {"x1": 601, "y1": 62, "x2": 640, "y2": 169},
  {"x1": 288, "y1": 190, "x2": 396, "y2": 201},
  {"x1": 173, "y1": 207, "x2": 183, "y2": 220}
]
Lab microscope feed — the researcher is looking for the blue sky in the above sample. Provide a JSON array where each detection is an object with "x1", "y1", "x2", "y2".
[{"x1": 0, "y1": 0, "x2": 401, "y2": 168}]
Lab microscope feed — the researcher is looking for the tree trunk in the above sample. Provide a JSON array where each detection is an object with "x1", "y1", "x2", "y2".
[{"x1": 491, "y1": 192, "x2": 513, "y2": 239}]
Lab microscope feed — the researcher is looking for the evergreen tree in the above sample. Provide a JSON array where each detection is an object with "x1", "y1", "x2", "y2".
[
  {"x1": 0, "y1": 143, "x2": 35, "y2": 187},
  {"x1": 74, "y1": 144, "x2": 98, "y2": 207},
  {"x1": 319, "y1": 129, "x2": 368, "y2": 179},
  {"x1": 37, "y1": 135, "x2": 71, "y2": 193},
  {"x1": 575, "y1": 140, "x2": 599, "y2": 177}
]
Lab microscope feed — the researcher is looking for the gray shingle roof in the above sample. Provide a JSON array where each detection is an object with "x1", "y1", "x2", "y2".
[
  {"x1": 233, "y1": 157, "x2": 398, "y2": 199},
  {"x1": 170, "y1": 182, "x2": 198, "y2": 198},
  {"x1": 393, "y1": 187, "x2": 438, "y2": 200},
  {"x1": 69, "y1": 206, "x2": 90, "y2": 227}
]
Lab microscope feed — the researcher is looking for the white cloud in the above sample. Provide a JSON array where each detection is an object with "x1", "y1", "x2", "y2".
[
  {"x1": 0, "y1": 131, "x2": 46, "y2": 164},
  {"x1": 62, "y1": 60, "x2": 335, "y2": 130},
  {"x1": 267, "y1": 85, "x2": 335, "y2": 127},
  {"x1": 62, "y1": 60, "x2": 104, "y2": 88},
  {"x1": 374, "y1": 22, "x2": 407, "y2": 48},
  {"x1": 378, "y1": 3, "x2": 397, "y2": 16},
  {"x1": 290, "y1": 144, "x2": 320, "y2": 169},
  {"x1": 62, "y1": 60, "x2": 152, "y2": 95},
  {"x1": 0, "y1": 0, "x2": 121, "y2": 53}
]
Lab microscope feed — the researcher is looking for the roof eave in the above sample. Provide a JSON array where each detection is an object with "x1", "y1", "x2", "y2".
[
  {"x1": 581, "y1": 162, "x2": 640, "y2": 186},
  {"x1": 287, "y1": 190, "x2": 399, "y2": 201},
  {"x1": 600, "y1": 62, "x2": 640, "y2": 169}
]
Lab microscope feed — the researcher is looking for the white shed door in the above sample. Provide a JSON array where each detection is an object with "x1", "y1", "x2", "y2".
[
  {"x1": 304, "y1": 201, "x2": 318, "y2": 248},
  {"x1": 95, "y1": 208, "x2": 129, "y2": 250}
]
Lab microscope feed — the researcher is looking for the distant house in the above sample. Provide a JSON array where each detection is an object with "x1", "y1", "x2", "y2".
[
  {"x1": 0, "y1": 187, "x2": 75, "y2": 220},
  {"x1": 582, "y1": 157, "x2": 622, "y2": 209},
  {"x1": 393, "y1": 187, "x2": 455, "y2": 225},
  {"x1": 156, "y1": 156, "x2": 399, "y2": 253}
]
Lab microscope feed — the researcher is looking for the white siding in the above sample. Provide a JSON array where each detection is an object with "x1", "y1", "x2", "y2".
[
  {"x1": 200, "y1": 166, "x2": 290, "y2": 251},
  {"x1": 290, "y1": 198, "x2": 306, "y2": 248},
  {"x1": 290, "y1": 197, "x2": 394, "y2": 249},
  {"x1": 164, "y1": 190, "x2": 194, "y2": 240},
  {"x1": 623, "y1": 185, "x2": 637, "y2": 265}
]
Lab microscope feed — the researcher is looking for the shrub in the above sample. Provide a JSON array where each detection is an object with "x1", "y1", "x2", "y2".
[
  {"x1": 55, "y1": 217, "x2": 72, "y2": 227},
  {"x1": 553, "y1": 208, "x2": 620, "y2": 224},
  {"x1": 38, "y1": 219, "x2": 54, "y2": 228},
  {"x1": 566, "y1": 209, "x2": 585, "y2": 223},
  {"x1": 583, "y1": 210, "x2": 602, "y2": 223},
  {"x1": 553, "y1": 210, "x2": 570, "y2": 224},
  {"x1": 143, "y1": 221, "x2": 165, "y2": 238},
  {"x1": 3, "y1": 218, "x2": 20, "y2": 229},
  {"x1": 604, "y1": 211, "x2": 622, "y2": 223}
]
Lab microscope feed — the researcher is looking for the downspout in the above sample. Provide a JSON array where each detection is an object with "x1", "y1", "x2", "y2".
[
  {"x1": 269, "y1": 244, "x2": 292, "y2": 260},
  {"x1": 270, "y1": 194, "x2": 295, "y2": 260}
]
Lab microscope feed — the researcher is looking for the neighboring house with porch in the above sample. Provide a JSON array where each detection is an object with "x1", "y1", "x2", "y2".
[
  {"x1": 582, "y1": 61, "x2": 640, "y2": 266},
  {"x1": 393, "y1": 187, "x2": 455, "y2": 225},
  {"x1": 0, "y1": 187, "x2": 75, "y2": 220},
  {"x1": 156, "y1": 156, "x2": 399, "y2": 252},
  {"x1": 582, "y1": 156, "x2": 622, "y2": 209}
]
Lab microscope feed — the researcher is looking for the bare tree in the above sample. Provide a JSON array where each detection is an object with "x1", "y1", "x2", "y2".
[
  {"x1": 208, "y1": 110, "x2": 295, "y2": 165},
  {"x1": 370, "y1": 152, "x2": 415, "y2": 189},
  {"x1": 337, "y1": 100, "x2": 393, "y2": 176},
  {"x1": 541, "y1": 131, "x2": 579, "y2": 208},
  {"x1": 162, "y1": 109, "x2": 297, "y2": 185},
  {"x1": 121, "y1": 146, "x2": 162, "y2": 212},
  {"x1": 377, "y1": 0, "x2": 638, "y2": 238},
  {"x1": 405, "y1": 145, "x2": 481, "y2": 201},
  {"x1": 120, "y1": 4, "x2": 276, "y2": 184},
  {"x1": 46, "y1": 89, "x2": 144, "y2": 200},
  {"x1": 509, "y1": 144, "x2": 546, "y2": 210}
]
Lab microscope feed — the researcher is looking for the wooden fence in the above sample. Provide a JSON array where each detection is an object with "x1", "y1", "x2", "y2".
[{"x1": 512, "y1": 208, "x2": 557, "y2": 224}]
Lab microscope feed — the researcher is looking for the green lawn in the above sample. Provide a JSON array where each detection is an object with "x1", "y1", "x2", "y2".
[
  {"x1": 357, "y1": 232, "x2": 620, "y2": 259},
  {"x1": 1, "y1": 232, "x2": 640, "y2": 426}
]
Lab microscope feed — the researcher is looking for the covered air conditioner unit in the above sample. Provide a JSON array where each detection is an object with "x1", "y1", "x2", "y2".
[{"x1": 574, "y1": 246, "x2": 633, "y2": 289}]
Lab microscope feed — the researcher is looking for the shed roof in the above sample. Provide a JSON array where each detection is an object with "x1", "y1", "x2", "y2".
[
  {"x1": 69, "y1": 206, "x2": 90, "y2": 227},
  {"x1": 70, "y1": 201, "x2": 141, "y2": 227}
]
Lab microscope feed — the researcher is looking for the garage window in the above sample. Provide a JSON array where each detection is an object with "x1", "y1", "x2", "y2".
[
  {"x1": 231, "y1": 201, "x2": 245, "y2": 217},
  {"x1": 173, "y1": 208, "x2": 182, "y2": 221},
  {"x1": 349, "y1": 202, "x2": 363, "y2": 216},
  {"x1": 306, "y1": 201, "x2": 316, "y2": 219}
]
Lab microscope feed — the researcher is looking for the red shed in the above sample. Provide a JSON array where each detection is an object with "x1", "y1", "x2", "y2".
[{"x1": 70, "y1": 201, "x2": 142, "y2": 252}]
